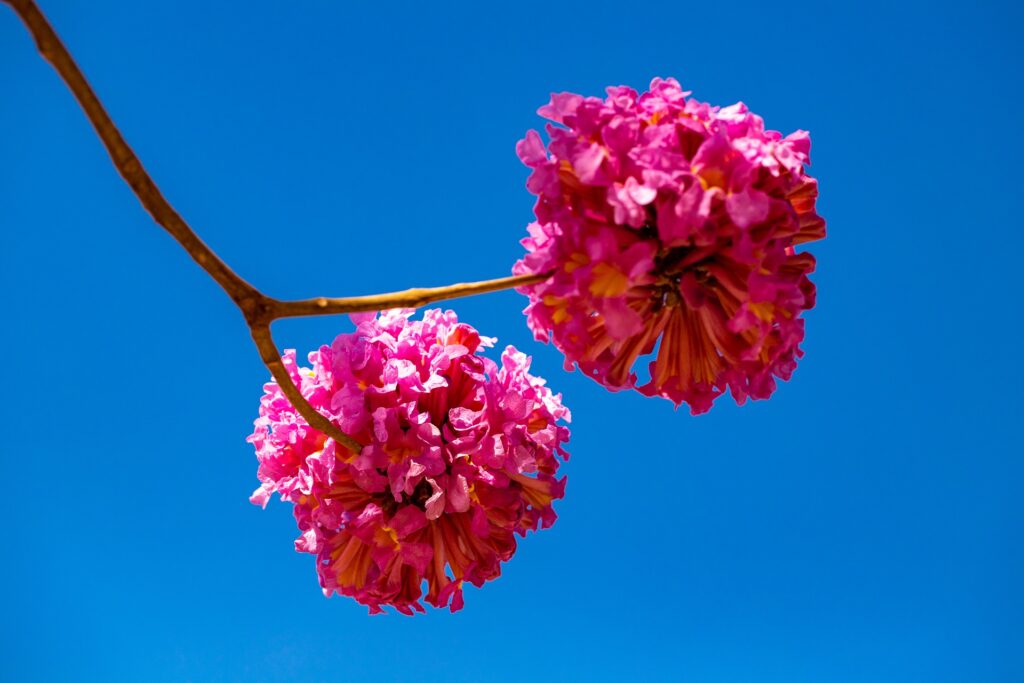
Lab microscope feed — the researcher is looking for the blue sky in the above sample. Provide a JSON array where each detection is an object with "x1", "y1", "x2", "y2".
[{"x1": 2, "y1": 1, "x2": 1022, "y2": 681}]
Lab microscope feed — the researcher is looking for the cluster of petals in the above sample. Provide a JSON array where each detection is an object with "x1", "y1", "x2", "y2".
[
  {"x1": 514, "y1": 77, "x2": 826, "y2": 413},
  {"x1": 249, "y1": 309, "x2": 570, "y2": 614}
]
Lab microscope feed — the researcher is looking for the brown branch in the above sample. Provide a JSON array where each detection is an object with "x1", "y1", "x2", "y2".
[
  {"x1": 0, "y1": 0, "x2": 355, "y2": 447},
  {"x1": 3, "y1": 0, "x2": 550, "y2": 454},
  {"x1": 269, "y1": 271, "x2": 552, "y2": 318},
  {"x1": 2, "y1": 0, "x2": 260, "y2": 311}
]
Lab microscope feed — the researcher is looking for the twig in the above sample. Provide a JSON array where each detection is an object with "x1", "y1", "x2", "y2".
[
  {"x1": 269, "y1": 271, "x2": 551, "y2": 319},
  {"x1": 3, "y1": 0, "x2": 549, "y2": 454},
  {"x1": 2, "y1": 0, "x2": 260, "y2": 311}
]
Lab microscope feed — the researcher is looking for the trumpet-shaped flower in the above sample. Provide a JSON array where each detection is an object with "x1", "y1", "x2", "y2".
[
  {"x1": 249, "y1": 309, "x2": 570, "y2": 614},
  {"x1": 515, "y1": 77, "x2": 826, "y2": 413}
]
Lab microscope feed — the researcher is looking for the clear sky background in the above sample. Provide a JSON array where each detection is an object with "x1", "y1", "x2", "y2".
[{"x1": 2, "y1": 1, "x2": 1022, "y2": 681}]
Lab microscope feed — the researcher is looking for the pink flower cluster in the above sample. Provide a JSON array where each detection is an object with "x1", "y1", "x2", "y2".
[
  {"x1": 515, "y1": 77, "x2": 826, "y2": 413},
  {"x1": 249, "y1": 309, "x2": 570, "y2": 614}
]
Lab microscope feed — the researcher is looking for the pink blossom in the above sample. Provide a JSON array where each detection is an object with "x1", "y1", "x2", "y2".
[
  {"x1": 515, "y1": 77, "x2": 826, "y2": 413},
  {"x1": 249, "y1": 309, "x2": 570, "y2": 614}
]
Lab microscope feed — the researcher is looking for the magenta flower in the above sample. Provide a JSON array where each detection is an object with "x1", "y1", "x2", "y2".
[
  {"x1": 515, "y1": 77, "x2": 826, "y2": 414},
  {"x1": 248, "y1": 309, "x2": 570, "y2": 614}
]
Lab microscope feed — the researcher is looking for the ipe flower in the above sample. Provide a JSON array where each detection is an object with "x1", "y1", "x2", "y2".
[
  {"x1": 515, "y1": 77, "x2": 826, "y2": 414},
  {"x1": 248, "y1": 309, "x2": 570, "y2": 614}
]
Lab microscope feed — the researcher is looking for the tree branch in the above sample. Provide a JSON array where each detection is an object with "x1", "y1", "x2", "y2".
[
  {"x1": 3, "y1": 0, "x2": 549, "y2": 454},
  {"x1": 2, "y1": 0, "x2": 260, "y2": 310},
  {"x1": 269, "y1": 271, "x2": 552, "y2": 319}
]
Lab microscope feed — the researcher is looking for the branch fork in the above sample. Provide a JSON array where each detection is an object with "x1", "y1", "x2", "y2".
[{"x1": 4, "y1": 0, "x2": 549, "y2": 454}]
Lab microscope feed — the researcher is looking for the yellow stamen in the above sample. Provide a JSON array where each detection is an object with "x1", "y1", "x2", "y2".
[
  {"x1": 543, "y1": 295, "x2": 571, "y2": 324},
  {"x1": 748, "y1": 302, "x2": 775, "y2": 321},
  {"x1": 696, "y1": 166, "x2": 727, "y2": 191},
  {"x1": 565, "y1": 252, "x2": 589, "y2": 273},
  {"x1": 589, "y1": 263, "x2": 630, "y2": 297}
]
